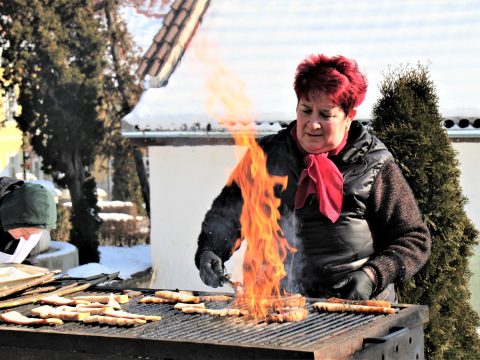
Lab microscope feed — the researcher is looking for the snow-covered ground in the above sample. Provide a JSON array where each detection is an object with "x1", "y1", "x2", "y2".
[{"x1": 66, "y1": 244, "x2": 151, "y2": 281}]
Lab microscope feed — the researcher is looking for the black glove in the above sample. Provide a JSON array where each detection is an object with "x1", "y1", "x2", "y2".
[
  {"x1": 199, "y1": 251, "x2": 225, "y2": 288},
  {"x1": 331, "y1": 270, "x2": 374, "y2": 300}
]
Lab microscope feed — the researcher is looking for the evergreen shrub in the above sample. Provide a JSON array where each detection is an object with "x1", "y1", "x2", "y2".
[{"x1": 370, "y1": 64, "x2": 480, "y2": 359}]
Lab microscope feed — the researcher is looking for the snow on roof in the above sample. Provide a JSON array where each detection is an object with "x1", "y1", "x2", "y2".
[{"x1": 122, "y1": 0, "x2": 480, "y2": 138}]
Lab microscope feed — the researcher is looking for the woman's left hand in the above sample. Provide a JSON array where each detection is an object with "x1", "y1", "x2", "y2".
[{"x1": 331, "y1": 270, "x2": 374, "y2": 300}]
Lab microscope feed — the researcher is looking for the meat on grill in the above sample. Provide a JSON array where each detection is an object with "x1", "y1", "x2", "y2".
[
  {"x1": 267, "y1": 307, "x2": 309, "y2": 323},
  {"x1": 154, "y1": 290, "x2": 201, "y2": 303},
  {"x1": 40, "y1": 294, "x2": 90, "y2": 306},
  {"x1": 123, "y1": 290, "x2": 143, "y2": 298},
  {"x1": 180, "y1": 307, "x2": 248, "y2": 317},
  {"x1": 83, "y1": 315, "x2": 146, "y2": 326},
  {"x1": 312, "y1": 301, "x2": 397, "y2": 314},
  {"x1": 200, "y1": 295, "x2": 233, "y2": 302},
  {"x1": 71, "y1": 294, "x2": 129, "y2": 304},
  {"x1": 31, "y1": 305, "x2": 90, "y2": 321},
  {"x1": 272, "y1": 294, "x2": 307, "y2": 310},
  {"x1": 75, "y1": 301, "x2": 120, "y2": 310},
  {"x1": 56, "y1": 305, "x2": 112, "y2": 315},
  {"x1": 0, "y1": 311, "x2": 63, "y2": 326},
  {"x1": 326, "y1": 297, "x2": 392, "y2": 308},
  {"x1": 101, "y1": 309, "x2": 161, "y2": 321},
  {"x1": 138, "y1": 296, "x2": 176, "y2": 304},
  {"x1": 174, "y1": 302, "x2": 205, "y2": 310}
]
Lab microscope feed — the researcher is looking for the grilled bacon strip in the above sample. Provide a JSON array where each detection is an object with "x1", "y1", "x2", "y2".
[
  {"x1": 83, "y1": 315, "x2": 146, "y2": 326},
  {"x1": 0, "y1": 311, "x2": 63, "y2": 326},
  {"x1": 57, "y1": 306, "x2": 111, "y2": 315},
  {"x1": 326, "y1": 297, "x2": 392, "y2": 308},
  {"x1": 102, "y1": 309, "x2": 161, "y2": 321},
  {"x1": 71, "y1": 294, "x2": 129, "y2": 304},
  {"x1": 313, "y1": 301, "x2": 397, "y2": 315},
  {"x1": 74, "y1": 298, "x2": 121, "y2": 310},
  {"x1": 138, "y1": 296, "x2": 176, "y2": 304},
  {"x1": 200, "y1": 295, "x2": 233, "y2": 302},
  {"x1": 267, "y1": 307, "x2": 309, "y2": 323},
  {"x1": 154, "y1": 290, "x2": 200, "y2": 303},
  {"x1": 123, "y1": 290, "x2": 143, "y2": 298},
  {"x1": 40, "y1": 294, "x2": 90, "y2": 306},
  {"x1": 31, "y1": 305, "x2": 90, "y2": 321},
  {"x1": 174, "y1": 302, "x2": 205, "y2": 310}
]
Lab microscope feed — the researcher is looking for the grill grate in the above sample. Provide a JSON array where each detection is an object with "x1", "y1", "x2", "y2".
[{"x1": 0, "y1": 289, "x2": 384, "y2": 351}]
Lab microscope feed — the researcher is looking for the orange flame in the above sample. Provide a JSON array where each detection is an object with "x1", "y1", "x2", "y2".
[{"x1": 196, "y1": 41, "x2": 296, "y2": 321}]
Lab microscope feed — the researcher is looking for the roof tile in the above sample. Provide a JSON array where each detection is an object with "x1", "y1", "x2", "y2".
[
  {"x1": 174, "y1": 9, "x2": 188, "y2": 27},
  {"x1": 156, "y1": 43, "x2": 171, "y2": 60},
  {"x1": 163, "y1": 9, "x2": 175, "y2": 27},
  {"x1": 164, "y1": 24, "x2": 180, "y2": 44},
  {"x1": 148, "y1": 59, "x2": 163, "y2": 77},
  {"x1": 171, "y1": 0, "x2": 183, "y2": 11},
  {"x1": 153, "y1": 27, "x2": 168, "y2": 43},
  {"x1": 144, "y1": 43, "x2": 159, "y2": 58},
  {"x1": 135, "y1": 60, "x2": 149, "y2": 77},
  {"x1": 183, "y1": 0, "x2": 196, "y2": 11}
]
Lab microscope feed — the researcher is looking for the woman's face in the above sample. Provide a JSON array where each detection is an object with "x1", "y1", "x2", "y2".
[
  {"x1": 8, "y1": 227, "x2": 43, "y2": 240},
  {"x1": 296, "y1": 93, "x2": 355, "y2": 154}
]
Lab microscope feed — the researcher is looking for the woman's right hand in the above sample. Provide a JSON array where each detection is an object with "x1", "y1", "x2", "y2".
[
  {"x1": 331, "y1": 270, "x2": 374, "y2": 300},
  {"x1": 199, "y1": 251, "x2": 225, "y2": 287}
]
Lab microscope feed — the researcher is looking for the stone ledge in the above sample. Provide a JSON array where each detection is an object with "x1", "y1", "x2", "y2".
[{"x1": 29, "y1": 241, "x2": 79, "y2": 272}]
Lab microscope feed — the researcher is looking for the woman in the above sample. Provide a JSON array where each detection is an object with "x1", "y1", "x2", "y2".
[
  {"x1": 195, "y1": 54, "x2": 431, "y2": 301},
  {"x1": 0, "y1": 176, "x2": 57, "y2": 261}
]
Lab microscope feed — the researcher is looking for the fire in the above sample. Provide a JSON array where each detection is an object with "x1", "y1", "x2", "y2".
[{"x1": 196, "y1": 42, "x2": 296, "y2": 320}]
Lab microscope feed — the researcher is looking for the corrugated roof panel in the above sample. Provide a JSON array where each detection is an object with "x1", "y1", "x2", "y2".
[{"x1": 124, "y1": 0, "x2": 480, "y2": 134}]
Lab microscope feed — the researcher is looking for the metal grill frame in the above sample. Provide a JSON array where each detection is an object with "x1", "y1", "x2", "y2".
[{"x1": 0, "y1": 287, "x2": 429, "y2": 359}]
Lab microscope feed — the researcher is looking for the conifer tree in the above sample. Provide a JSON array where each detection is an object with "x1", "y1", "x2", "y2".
[
  {"x1": 0, "y1": 0, "x2": 105, "y2": 263},
  {"x1": 96, "y1": 0, "x2": 149, "y2": 216},
  {"x1": 370, "y1": 64, "x2": 480, "y2": 359}
]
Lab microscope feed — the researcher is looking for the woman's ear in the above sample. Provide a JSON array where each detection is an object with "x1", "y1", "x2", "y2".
[{"x1": 348, "y1": 108, "x2": 357, "y2": 121}]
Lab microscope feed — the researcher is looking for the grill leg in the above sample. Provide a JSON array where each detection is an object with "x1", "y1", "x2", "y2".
[{"x1": 352, "y1": 326, "x2": 424, "y2": 360}]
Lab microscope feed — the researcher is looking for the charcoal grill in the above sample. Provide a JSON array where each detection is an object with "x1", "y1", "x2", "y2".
[{"x1": 0, "y1": 287, "x2": 428, "y2": 360}]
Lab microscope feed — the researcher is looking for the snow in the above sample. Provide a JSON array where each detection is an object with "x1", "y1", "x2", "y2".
[
  {"x1": 97, "y1": 200, "x2": 134, "y2": 208},
  {"x1": 65, "y1": 244, "x2": 151, "y2": 281},
  {"x1": 98, "y1": 213, "x2": 134, "y2": 221},
  {"x1": 122, "y1": 0, "x2": 480, "y2": 134}
]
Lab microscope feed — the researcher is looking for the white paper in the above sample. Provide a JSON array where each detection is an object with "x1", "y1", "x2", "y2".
[{"x1": 0, "y1": 231, "x2": 43, "y2": 264}]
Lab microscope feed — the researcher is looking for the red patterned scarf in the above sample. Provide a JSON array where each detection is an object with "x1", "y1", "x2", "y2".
[{"x1": 291, "y1": 124, "x2": 347, "y2": 223}]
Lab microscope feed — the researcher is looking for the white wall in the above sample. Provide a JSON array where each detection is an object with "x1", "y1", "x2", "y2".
[
  {"x1": 149, "y1": 145, "x2": 246, "y2": 292},
  {"x1": 453, "y1": 143, "x2": 480, "y2": 313},
  {"x1": 453, "y1": 143, "x2": 480, "y2": 231}
]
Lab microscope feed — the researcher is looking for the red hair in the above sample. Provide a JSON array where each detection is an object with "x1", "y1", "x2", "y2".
[{"x1": 293, "y1": 54, "x2": 368, "y2": 114}]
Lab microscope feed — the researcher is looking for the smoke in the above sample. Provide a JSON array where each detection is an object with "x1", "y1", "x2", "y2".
[{"x1": 279, "y1": 209, "x2": 305, "y2": 294}]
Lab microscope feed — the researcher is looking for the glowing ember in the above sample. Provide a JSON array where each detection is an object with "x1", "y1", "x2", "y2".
[{"x1": 196, "y1": 43, "x2": 296, "y2": 320}]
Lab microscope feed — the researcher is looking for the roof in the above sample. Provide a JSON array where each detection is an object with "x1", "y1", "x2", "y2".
[
  {"x1": 136, "y1": 0, "x2": 210, "y2": 87},
  {"x1": 123, "y1": 0, "x2": 480, "y2": 145}
]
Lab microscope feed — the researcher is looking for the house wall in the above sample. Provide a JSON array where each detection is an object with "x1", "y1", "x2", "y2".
[
  {"x1": 452, "y1": 143, "x2": 480, "y2": 314},
  {"x1": 149, "y1": 145, "x2": 247, "y2": 292}
]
